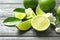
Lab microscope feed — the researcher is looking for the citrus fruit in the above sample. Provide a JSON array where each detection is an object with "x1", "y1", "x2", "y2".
[
  {"x1": 36, "y1": 7, "x2": 45, "y2": 16},
  {"x1": 31, "y1": 16, "x2": 50, "y2": 31},
  {"x1": 57, "y1": 6, "x2": 60, "y2": 17},
  {"x1": 40, "y1": 0, "x2": 56, "y2": 12},
  {"x1": 25, "y1": 8, "x2": 36, "y2": 19},
  {"x1": 23, "y1": 0, "x2": 38, "y2": 9},
  {"x1": 16, "y1": 19, "x2": 31, "y2": 31},
  {"x1": 14, "y1": 12, "x2": 26, "y2": 19}
]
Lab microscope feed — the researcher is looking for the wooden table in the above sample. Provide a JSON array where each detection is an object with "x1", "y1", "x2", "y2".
[{"x1": 0, "y1": 0, "x2": 60, "y2": 40}]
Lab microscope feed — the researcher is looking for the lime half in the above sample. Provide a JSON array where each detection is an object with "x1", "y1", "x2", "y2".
[
  {"x1": 31, "y1": 16, "x2": 50, "y2": 31},
  {"x1": 16, "y1": 19, "x2": 31, "y2": 31},
  {"x1": 14, "y1": 12, "x2": 26, "y2": 19}
]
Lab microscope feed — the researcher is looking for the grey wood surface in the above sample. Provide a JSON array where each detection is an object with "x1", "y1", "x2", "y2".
[
  {"x1": 0, "y1": 0, "x2": 60, "y2": 3},
  {"x1": 0, "y1": 0, "x2": 60, "y2": 40},
  {"x1": 0, "y1": 37, "x2": 60, "y2": 40}
]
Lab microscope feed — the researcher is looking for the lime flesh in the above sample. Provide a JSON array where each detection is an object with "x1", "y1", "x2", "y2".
[
  {"x1": 14, "y1": 12, "x2": 26, "y2": 19},
  {"x1": 16, "y1": 19, "x2": 31, "y2": 31},
  {"x1": 36, "y1": 8, "x2": 45, "y2": 16},
  {"x1": 31, "y1": 16, "x2": 50, "y2": 31}
]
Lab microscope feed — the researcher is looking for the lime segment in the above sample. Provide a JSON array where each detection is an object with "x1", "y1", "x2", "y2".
[
  {"x1": 31, "y1": 16, "x2": 50, "y2": 31},
  {"x1": 16, "y1": 19, "x2": 31, "y2": 31},
  {"x1": 36, "y1": 8, "x2": 45, "y2": 16},
  {"x1": 14, "y1": 12, "x2": 26, "y2": 19}
]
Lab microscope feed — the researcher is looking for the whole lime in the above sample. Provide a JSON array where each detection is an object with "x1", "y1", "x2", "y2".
[
  {"x1": 23, "y1": 0, "x2": 38, "y2": 10},
  {"x1": 57, "y1": 6, "x2": 60, "y2": 17},
  {"x1": 40, "y1": 0, "x2": 56, "y2": 12}
]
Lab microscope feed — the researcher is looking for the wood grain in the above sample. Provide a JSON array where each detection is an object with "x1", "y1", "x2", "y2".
[
  {"x1": 0, "y1": 0, "x2": 60, "y2": 3},
  {"x1": 0, "y1": 37, "x2": 60, "y2": 40},
  {"x1": 0, "y1": 0, "x2": 60, "y2": 37},
  {"x1": 0, "y1": 0, "x2": 23, "y2": 3}
]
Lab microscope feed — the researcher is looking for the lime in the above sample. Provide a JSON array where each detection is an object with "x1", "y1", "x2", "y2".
[
  {"x1": 14, "y1": 12, "x2": 26, "y2": 19},
  {"x1": 25, "y1": 8, "x2": 36, "y2": 19},
  {"x1": 23, "y1": 0, "x2": 38, "y2": 9},
  {"x1": 36, "y1": 7, "x2": 45, "y2": 16},
  {"x1": 57, "y1": 6, "x2": 60, "y2": 17},
  {"x1": 31, "y1": 16, "x2": 50, "y2": 31},
  {"x1": 40, "y1": 0, "x2": 56, "y2": 12},
  {"x1": 16, "y1": 19, "x2": 31, "y2": 31}
]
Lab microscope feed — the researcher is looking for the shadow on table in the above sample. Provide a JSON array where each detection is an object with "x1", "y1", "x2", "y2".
[
  {"x1": 17, "y1": 27, "x2": 32, "y2": 34},
  {"x1": 32, "y1": 25, "x2": 56, "y2": 37}
]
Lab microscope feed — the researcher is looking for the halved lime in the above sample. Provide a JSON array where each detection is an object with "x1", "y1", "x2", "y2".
[
  {"x1": 31, "y1": 16, "x2": 50, "y2": 31},
  {"x1": 14, "y1": 12, "x2": 26, "y2": 19},
  {"x1": 16, "y1": 19, "x2": 31, "y2": 31},
  {"x1": 36, "y1": 8, "x2": 45, "y2": 16},
  {"x1": 25, "y1": 8, "x2": 36, "y2": 19}
]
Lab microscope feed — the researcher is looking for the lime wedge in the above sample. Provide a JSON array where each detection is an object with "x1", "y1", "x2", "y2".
[
  {"x1": 31, "y1": 16, "x2": 50, "y2": 31},
  {"x1": 25, "y1": 8, "x2": 36, "y2": 19},
  {"x1": 36, "y1": 8, "x2": 45, "y2": 16},
  {"x1": 16, "y1": 19, "x2": 31, "y2": 31},
  {"x1": 13, "y1": 8, "x2": 26, "y2": 20},
  {"x1": 14, "y1": 12, "x2": 26, "y2": 19}
]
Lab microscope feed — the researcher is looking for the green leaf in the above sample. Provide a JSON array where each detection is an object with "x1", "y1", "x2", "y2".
[
  {"x1": 13, "y1": 8, "x2": 26, "y2": 20},
  {"x1": 13, "y1": 8, "x2": 25, "y2": 13},
  {"x1": 3, "y1": 17, "x2": 22, "y2": 26},
  {"x1": 55, "y1": 16, "x2": 60, "y2": 25}
]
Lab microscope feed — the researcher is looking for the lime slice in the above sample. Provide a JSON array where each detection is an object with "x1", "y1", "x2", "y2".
[
  {"x1": 36, "y1": 8, "x2": 45, "y2": 16},
  {"x1": 14, "y1": 12, "x2": 26, "y2": 19},
  {"x1": 25, "y1": 8, "x2": 36, "y2": 19},
  {"x1": 31, "y1": 16, "x2": 50, "y2": 31},
  {"x1": 16, "y1": 19, "x2": 31, "y2": 31}
]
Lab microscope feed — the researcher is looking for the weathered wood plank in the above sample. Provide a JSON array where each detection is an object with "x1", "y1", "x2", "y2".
[
  {"x1": 56, "y1": 0, "x2": 60, "y2": 3},
  {"x1": 0, "y1": 0, "x2": 23, "y2": 3},
  {"x1": 0, "y1": 37, "x2": 60, "y2": 40},
  {"x1": 0, "y1": 4, "x2": 24, "y2": 17},
  {"x1": 0, "y1": 0, "x2": 60, "y2": 4},
  {"x1": 55, "y1": 4, "x2": 60, "y2": 9}
]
